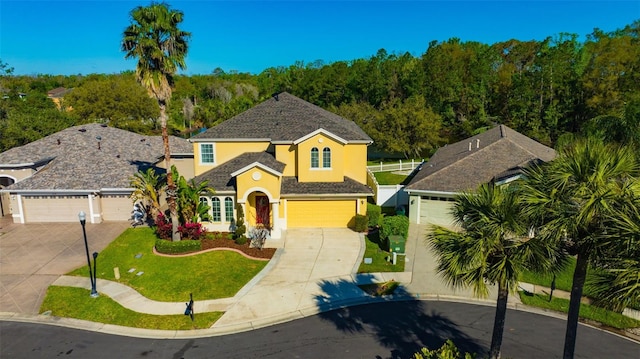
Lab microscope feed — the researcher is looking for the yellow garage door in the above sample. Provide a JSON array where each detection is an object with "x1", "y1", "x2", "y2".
[{"x1": 288, "y1": 200, "x2": 355, "y2": 228}]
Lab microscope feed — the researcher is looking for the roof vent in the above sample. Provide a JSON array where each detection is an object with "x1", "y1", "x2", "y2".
[
  {"x1": 79, "y1": 128, "x2": 86, "y2": 132},
  {"x1": 272, "y1": 92, "x2": 279, "y2": 101},
  {"x1": 100, "y1": 124, "x2": 107, "y2": 128},
  {"x1": 468, "y1": 142, "x2": 472, "y2": 151},
  {"x1": 57, "y1": 139, "x2": 61, "y2": 145},
  {"x1": 476, "y1": 139, "x2": 480, "y2": 149}
]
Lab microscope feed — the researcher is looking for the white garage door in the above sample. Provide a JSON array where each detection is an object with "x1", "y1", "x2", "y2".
[
  {"x1": 101, "y1": 195, "x2": 133, "y2": 221},
  {"x1": 23, "y1": 195, "x2": 88, "y2": 223},
  {"x1": 419, "y1": 197, "x2": 455, "y2": 228}
]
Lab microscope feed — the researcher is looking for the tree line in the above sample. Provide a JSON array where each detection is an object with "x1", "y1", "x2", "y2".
[{"x1": 1, "y1": 21, "x2": 638, "y2": 155}]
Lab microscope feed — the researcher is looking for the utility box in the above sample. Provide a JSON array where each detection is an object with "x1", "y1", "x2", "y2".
[{"x1": 388, "y1": 235, "x2": 405, "y2": 254}]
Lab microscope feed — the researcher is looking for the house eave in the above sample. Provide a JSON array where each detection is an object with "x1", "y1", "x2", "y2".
[{"x1": 189, "y1": 138, "x2": 271, "y2": 143}]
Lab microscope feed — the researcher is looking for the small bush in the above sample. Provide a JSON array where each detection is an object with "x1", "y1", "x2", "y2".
[
  {"x1": 155, "y1": 238, "x2": 201, "y2": 254},
  {"x1": 178, "y1": 222, "x2": 206, "y2": 240},
  {"x1": 234, "y1": 204, "x2": 247, "y2": 240},
  {"x1": 380, "y1": 215, "x2": 410, "y2": 240},
  {"x1": 235, "y1": 236, "x2": 247, "y2": 245},
  {"x1": 354, "y1": 214, "x2": 368, "y2": 232},
  {"x1": 154, "y1": 213, "x2": 172, "y2": 240},
  {"x1": 367, "y1": 203, "x2": 382, "y2": 228}
]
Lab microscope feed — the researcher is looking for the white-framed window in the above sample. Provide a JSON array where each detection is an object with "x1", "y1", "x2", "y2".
[
  {"x1": 311, "y1": 147, "x2": 319, "y2": 168},
  {"x1": 224, "y1": 197, "x2": 234, "y2": 222},
  {"x1": 211, "y1": 197, "x2": 221, "y2": 222},
  {"x1": 322, "y1": 147, "x2": 331, "y2": 168},
  {"x1": 200, "y1": 143, "x2": 215, "y2": 164}
]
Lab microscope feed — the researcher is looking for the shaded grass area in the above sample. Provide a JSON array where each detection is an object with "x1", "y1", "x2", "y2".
[
  {"x1": 358, "y1": 231, "x2": 405, "y2": 273},
  {"x1": 40, "y1": 286, "x2": 223, "y2": 330},
  {"x1": 519, "y1": 257, "x2": 604, "y2": 298},
  {"x1": 518, "y1": 291, "x2": 640, "y2": 330},
  {"x1": 373, "y1": 171, "x2": 408, "y2": 185},
  {"x1": 68, "y1": 227, "x2": 267, "y2": 301}
]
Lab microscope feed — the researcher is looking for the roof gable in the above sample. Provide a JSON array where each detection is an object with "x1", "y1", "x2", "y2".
[
  {"x1": 191, "y1": 92, "x2": 372, "y2": 143},
  {"x1": 405, "y1": 125, "x2": 556, "y2": 193},
  {"x1": 292, "y1": 128, "x2": 347, "y2": 145}
]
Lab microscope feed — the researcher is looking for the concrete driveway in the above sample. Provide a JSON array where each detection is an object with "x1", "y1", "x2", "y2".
[{"x1": 0, "y1": 216, "x2": 129, "y2": 314}]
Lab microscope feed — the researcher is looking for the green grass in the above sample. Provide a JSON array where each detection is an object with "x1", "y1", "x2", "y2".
[
  {"x1": 518, "y1": 291, "x2": 640, "y2": 330},
  {"x1": 358, "y1": 235, "x2": 405, "y2": 273},
  {"x1": 68, "y1": 227, "x2": 267, "y2": 301},
  {"x1": 373, "y1": 171, "x2": 408, "y2": 185},
  {"x1": 40, "y1": 286, "x2": 223, "y2": 330},
  {"x1": 519, "y1": 257, "x2": 607, "y2": 299}
]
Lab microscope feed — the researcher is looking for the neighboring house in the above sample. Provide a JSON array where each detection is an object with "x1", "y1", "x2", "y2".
[
  {"x1": 190, "y1": 92, "x2": 373, "y2": 239},
  {"x1": 47, "y1": 87, "x2": 72, "y2": 110},
  {"x1": 404, "y1": 124, "x2": 556, "y2": 228},
  {"x1": 0, "y1": 124, "x2": 192, "y2": 223}
]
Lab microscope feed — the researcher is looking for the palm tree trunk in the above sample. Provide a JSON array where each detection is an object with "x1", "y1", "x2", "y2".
[
  {"x1": 160, "y1": 102, "x2": 180, "y2": 242},
  {"x1": 489, "y1": 282, "x2": 509, "y2": 359},
  {"x1": 563, "y1": 251, "x2": 588, "y2": 359}
]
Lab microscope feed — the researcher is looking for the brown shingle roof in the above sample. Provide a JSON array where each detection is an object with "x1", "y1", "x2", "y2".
[
  {"x1": 405, "y1": 125, "x2": 556, "y2": 193},
  {"x1": 191, "y1": 92, "x2": 372, "y2": 143},
  {"x1": 0, "y1": 124, "x2": 192, "y2": 191},
  {"x1": 281, "y1": 176, "x2": 373, "y2": 196}
]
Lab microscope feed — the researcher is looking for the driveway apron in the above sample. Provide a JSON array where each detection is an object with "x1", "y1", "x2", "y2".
[
  {"x1": 0, "y1": 217, "x2": 129, "y2": 314},
  {"x1": 212, "y1": 228, "x2": 362, "y2": 329}
]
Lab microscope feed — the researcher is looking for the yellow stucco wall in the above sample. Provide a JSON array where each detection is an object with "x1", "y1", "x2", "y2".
[
  {"x1": 193, "y1": 141, "x2": 269, "y2": 176},
  {"x1": 343, "y1": 144, "x2": 368, "y2": 184},
  {"x1": 275, "y1": 144, "x2": 296, "y2": 176},
  {"x1": 235, "y1": 167, "x2": 281, "y2": 202},
  {"x1": 297, "y1": 133, "x2": 344, "y2": 183}
]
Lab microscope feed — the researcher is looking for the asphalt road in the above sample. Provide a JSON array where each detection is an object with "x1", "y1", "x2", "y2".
[{"x1": 1, "y1": 301, "x2": 638, "y2": 359}]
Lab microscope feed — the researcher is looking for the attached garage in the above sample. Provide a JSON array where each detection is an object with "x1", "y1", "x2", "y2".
[
  {"x1": 22, "y1": 195, "x2": 88, "y2": 222},
  {"x1": 419, "y1": 196, "x2": 455, "y2": 228},
  {"x1": 287, "y1": 199, "x2": 356, "y2": 228}
]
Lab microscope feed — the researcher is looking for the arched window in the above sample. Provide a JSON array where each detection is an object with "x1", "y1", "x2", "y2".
[
  {"x1": 322, "y1": 147, "x2": 331, "y2": 168},
  {"x1": 211, "y1": 198, "x2": 221, "y2": 222},
  {"x1": 199, "y1": 197, "x2": 211, "y2": 221},
  {"x1": 224, "y1": 197, "x2": 234, "y2": 222},
  {"x1": 310, "y1": 147, "x2": 319, "y2": 168}
]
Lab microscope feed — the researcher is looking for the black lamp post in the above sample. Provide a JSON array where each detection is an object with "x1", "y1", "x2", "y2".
[{"x1": 79, "y1": 211, "x2": 98, "y2": 298}]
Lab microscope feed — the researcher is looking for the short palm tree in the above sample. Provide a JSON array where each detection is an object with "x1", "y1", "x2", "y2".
[
  {"x1": 122, "y1": 2, "x2": 190, "y2": 241},
  {"x1": 427, "y1": 183, "x2": 560, "y2": 359},
  {"x1": 519, "y1": 138, "x2": 639, "y2": 359},
  {"x1": 129, "y1": 168, "x2": 165, "y2": 219},
  {"x1": 171, "y1": 166, "x2": 215, "y2": 223}
]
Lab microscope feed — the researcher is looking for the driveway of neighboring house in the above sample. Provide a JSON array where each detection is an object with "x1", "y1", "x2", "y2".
[{"x1": 0, "y1": 216, "x2": 129, "y2": 314}]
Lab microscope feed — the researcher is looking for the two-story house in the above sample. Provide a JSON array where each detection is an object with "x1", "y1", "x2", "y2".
[{"x1": 189, "y1": 92, "x2": 373, "y2": 239}]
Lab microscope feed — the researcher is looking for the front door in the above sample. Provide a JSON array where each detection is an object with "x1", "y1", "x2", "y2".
[{"x1": 256, "y1": 195, "x2": 270, "y2": 228}]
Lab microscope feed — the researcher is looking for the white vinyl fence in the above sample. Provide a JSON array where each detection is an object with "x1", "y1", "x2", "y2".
[{"x1": 367, "y1": 159, "x2": 423, "y2": 173}]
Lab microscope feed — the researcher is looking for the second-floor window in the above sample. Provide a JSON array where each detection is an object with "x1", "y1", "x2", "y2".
[
  {"x1": 322, "y1": 147, "x2": 331, "y2": 168},
  {"x1": 311, "y1": 147, "x2": 319, "y2": 168},
  {"x1": 200, "y1": 143, "x2": 214, "y2": 164}
]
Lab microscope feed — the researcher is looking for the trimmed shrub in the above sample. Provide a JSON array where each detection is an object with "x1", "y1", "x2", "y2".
[
  {"x1": 154, "y1": 213, "x2": 172, "y2": 240},
  {"x1": 235, "y1": 235, "x2": 247, "y2": 245},
  {"x1": 367, "y1": 203, "x2": 382, "y2": 228},
  {"x1": 234, "y1": 204, "x2": 247, "y2": 240},
  {"x1": 380, "y1": 215, "x2": 410, "y2": 240},
  {"x1": 155, "y1": 238, "x2": 201, "y2": 254},
  {"x1": 178, "y1": 222, "x2": 206, "y2": 240},
  {"x1": 354, "y1": 214, "x2": 368, "y2": 232}
]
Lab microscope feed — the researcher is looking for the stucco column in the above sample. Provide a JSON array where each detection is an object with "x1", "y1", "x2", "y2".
[{"x1": 270, "y1": 201, "x2": 281, "y2": 239}]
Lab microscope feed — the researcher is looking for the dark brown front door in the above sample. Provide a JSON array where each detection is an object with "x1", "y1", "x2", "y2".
[{"x1": 256, "y1": 195, "x2": 270, "y2": 227}]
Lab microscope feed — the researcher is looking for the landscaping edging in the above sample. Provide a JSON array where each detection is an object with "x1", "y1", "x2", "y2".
[{"x1": 153, "y1": 246, "x2": 271, "y2": 261}]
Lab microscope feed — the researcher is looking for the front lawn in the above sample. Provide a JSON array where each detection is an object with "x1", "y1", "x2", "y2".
[
  {"x1": 519, "y1": 291, "x2": 640, "y2": 330},
  {"x1": 40, "y1": 286, "x2": 223, "y2": 329},
  {"x1": 68, "y1": 227, "x2": 268, "y2": 301},
  {"x1": 358, "y1": 234, "x2": 405, "y2": 273},
  {"x1": 519, "y1": 257, "x2": 605, "y2": 299}
]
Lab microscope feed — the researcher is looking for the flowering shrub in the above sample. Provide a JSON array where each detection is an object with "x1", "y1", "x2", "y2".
[
  {"x1": 155, "y1": 213, "x2": 172, "y2": 240},
  {"x1": 178, "y1": 222, "x2": 206, "y2": 240}
]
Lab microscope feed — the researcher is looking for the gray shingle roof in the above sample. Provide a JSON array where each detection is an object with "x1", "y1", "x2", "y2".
[
  {"x1": 405, "y1": 125, "x2": 556, "y2": 193},
  {"x1": 281, "y1": 176, "x2": 373, "y2": 196},
  {"x1": 192, "y1": 152, "x2": 287, "y2": 193},
  {"x1": 191, "y1": 92, "x2": 372, "y2": 143},
  {"x1": 0, "y1": 124, "x2": 192, "y2": 191}
]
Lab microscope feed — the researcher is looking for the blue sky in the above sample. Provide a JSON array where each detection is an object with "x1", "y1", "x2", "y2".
[{"x1": 1, "y1": 1, "x2": 638, "y2": 76}]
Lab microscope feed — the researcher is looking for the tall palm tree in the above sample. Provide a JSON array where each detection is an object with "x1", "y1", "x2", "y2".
[
  {"x1": 519, "y1": 138, "x2": 639, "y2": 359},
  {"x1": 122, "y1": 2, "x2": 190, "y2": 241},
  {"x1": 427, "y1": 183, "x2": 560, "y2": 359}
]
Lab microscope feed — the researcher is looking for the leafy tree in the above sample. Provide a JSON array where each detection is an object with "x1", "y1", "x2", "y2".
[
  {"x1": 519, "y1": 138, "x2": 639, "y2": 359},
  {"x1": 427, "y1": 183, "x2": 560, "y2": 359},
  {"x1": 122, "y1": 2, "x2": 191, "y2": 241}
]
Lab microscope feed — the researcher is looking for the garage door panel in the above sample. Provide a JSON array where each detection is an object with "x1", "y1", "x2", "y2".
[
  {"x1": 23, "y1": 196, "x2": 87, "y2": 222},
  {"x1": 102, "y1": 195, "x2": 132, "y2": 221},
  {"x1": 420, "y1": 199, "x2": 454, "y2": 228},
  {"x1": 288, "y1": 200, "x2": 355, "y2": 228}
]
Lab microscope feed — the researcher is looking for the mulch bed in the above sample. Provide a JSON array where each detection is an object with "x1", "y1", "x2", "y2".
[{"x1": 201, "y1": 238, "x2": 276, "y2": 260}]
